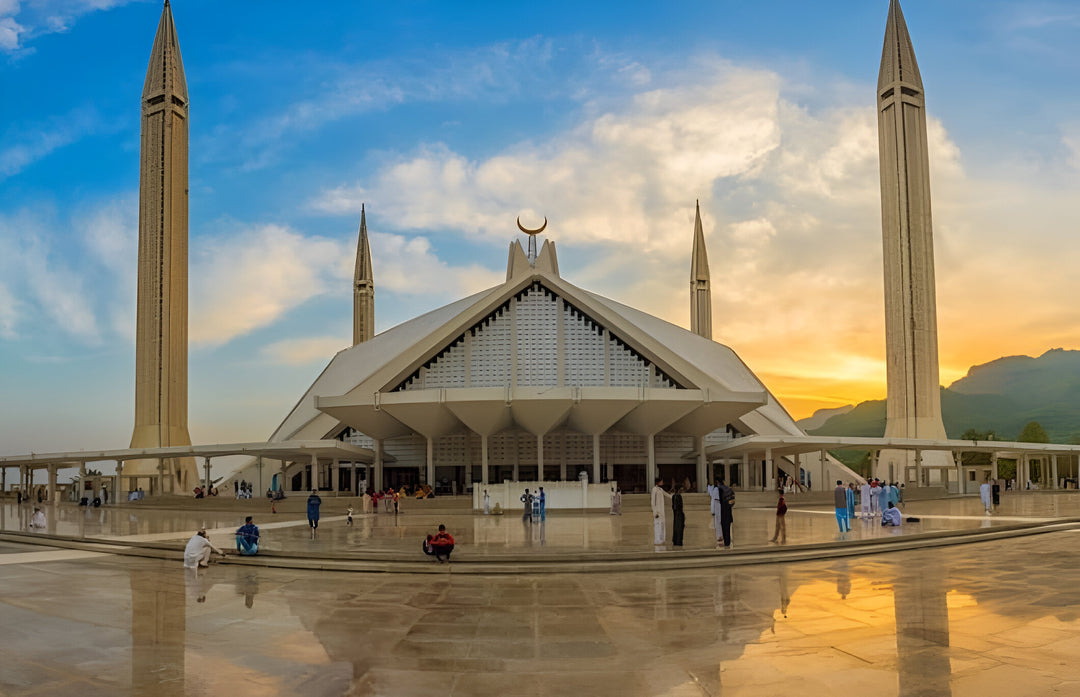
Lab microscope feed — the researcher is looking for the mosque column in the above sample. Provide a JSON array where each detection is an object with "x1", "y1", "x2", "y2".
[
  {"x1": 203, "y1": 457, "x2": 212, "y2": 493},
  {"x1": 765, "y1": 448, "x2": 774, "y2": 492},
  {"x1": 915, "y1": 450, "x2": 924, "y2": 486},
  {"x1": 116, "y1": 460, "x2": 125, "y2": 502},
  {"x1": 991, "y1": 452, "x2": 999, "y2": 482},
  {"x1": 1052, "y1": 455, "x2": 1059, "y2": 489},
  {"x1": 646, "y1": 434, "x2": 657, "y2": 486},
  {"x1": 331, "y1": 458, "x2": 339, "y2": 495},
  {"x1": 592, "y1": 434, "x2": 601, "y2": 484},
  {"x1": 155, "y1": 458, "x2": 164, "y2": 496},
  {"x1": 820, "y1": 450, "x2": 828, "y2": 487},
  {"x1": 374, "y1": 440, "x2": 384, "y2": 492},
  {"x1": 255, "y1": 456, "x2": 263, "y2": 494},
  {"x1": 278, "y1": 460, "x2": 287, "y2": 492},
  {"x1": 1, "y1": 467, "x2": 6, "y2": 496},
  {"x1": 696, "y1": 436, "x2": 707, "y2": 492},
  {"x1": 537, "y1": 435, "x2": 545, "y2": 482},
  {"x1": 481, "y1": 435, "x2": 490, "y2": 486},
  {"x1": 426, "y1": 437, "x2": 435, "y2": 488},
  {"x1": 741, "y1": 453, "x2": 749, "y2": 490},
  {"x1": 559, "y1": 434, "x2": 567, "y2": 481},
  {"x1": 47, "y1": 465, "x2": 57, "y2": 504},
  {"x1": 512, "y1": 433, "x2": 520, "y2": 482}
]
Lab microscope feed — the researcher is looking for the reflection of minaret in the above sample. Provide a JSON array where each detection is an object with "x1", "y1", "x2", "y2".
[
  {"x1": 877, "y1": 0, "x2": 949, "y2": 479},
  {"x1": 893, "y1": 561, "x2": 951, "y2": 696},
  {"x1": 690, "y1": 201, "x2": 712, "y2": 340},
  {"x1": 352, "y1": 204, "x2": 375, "y2": 346},
  {"x1": 131, "y1": 570, "x2": 186, "y2": 696},
  {"x1": 129, "y1": 1, "x2": 196, "y2": 489}
]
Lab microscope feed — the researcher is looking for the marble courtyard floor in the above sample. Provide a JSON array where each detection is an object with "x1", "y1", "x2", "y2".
[{"x1": 2, "y1": 493, "x2": 1080, "y2": 695}]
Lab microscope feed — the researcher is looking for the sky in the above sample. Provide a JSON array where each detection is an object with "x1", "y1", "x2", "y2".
[{"x1": 1, "y1": 0, "x2": 1079, "y2": 466}]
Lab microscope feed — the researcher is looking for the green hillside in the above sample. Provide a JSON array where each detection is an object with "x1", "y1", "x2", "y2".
[{"x1": 807, "y1": 349, "x2": 1080, "y2": 444}]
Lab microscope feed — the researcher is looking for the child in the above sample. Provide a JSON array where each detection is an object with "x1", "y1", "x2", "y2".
[
  {"x1": 770, "y1": 493, "x2": 787, "y2": 543},
  {"x1": 346, "y1": 505, "x2": 354, "y2": 526}
]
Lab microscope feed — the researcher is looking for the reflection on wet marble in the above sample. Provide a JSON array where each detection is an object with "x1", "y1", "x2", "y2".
[
  {"x1": 3, "y1": 530, "x2": 1080, "y2": 696},
  {"x1": 6, "y1": 491, "x2": 1079, "y2": 557}
]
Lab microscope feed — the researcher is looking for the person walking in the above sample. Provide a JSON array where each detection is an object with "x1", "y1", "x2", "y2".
[
  {"x1": 834, "y1": 480, "x2": 850, "y2": 532},
  {"x1": 717, "y1": 477, "x2": 735, "y2": 548},
  {"x1": 979, "y1": 479, "x2": 992, "y2": 514},
  {"x1": 846, "y1": 483, "x2": 856, "y2": 522},
  {"x1": 859, "y1": 481, "x2": 872, "y2": 519},
  {"x1": 307, "y1": 489, "x2": 322, "y2": 539},
  {"x1": 770, "y1": 492, "x2": 787, "y2": 543},
  {"x1": 671, "y1": 487, "x2": 686, "y2": 547}
]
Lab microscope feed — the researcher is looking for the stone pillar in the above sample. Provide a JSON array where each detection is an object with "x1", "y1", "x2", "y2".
[
  {"x1": 331, "y1": 458, "x2": 339, "y2": 495},
  {"x1": 426, "y1": 437, "x2": 435, "y2": 488},
  {"x1": 820, "y1": 450, "x2": 828, "y2": 488},
  {"x1": 255, "y1": 456, "x2": 263, "y2": 494},
  {"x1": 991, "y1": 452, "x2": 999, "y2": 481},
  {"x1": 481, "y1": 435, "x2": 490, "y2": 486},
  {"x1": 512, "y1": 433, "x2": 519, "y2": 482},
  {"x1": 279, "y1": 460, "x2": 288, "y2": 492},
  {"x1": 309, "y1": 453, "x2": 319, "y2": 491},
  {"x1": 696, "y1": 436, "x2": 707, "y2": 493},
  {"x1": 47, "y1": 465, "x2": 57, "y2": 503},
  {"x1": 155, "y1": 458, "x2": 164, "y2": 496},
  {"x1": 1052, "y1": 455, "x2": 1059, "y2": 490},
  {"x1": 535, "y1": 432, "x2": 544, "y2": 481},
  {"x1": 765, "y1": 448, "x2": 774, "y2": 492},
  {"x1": 741, "y1": 453, "x2": 749, "y2": 490},
  {"x1": 116, "y1": 460, "x2": 125, "y2": 502},
  {"x1": 374, "y1": 440, "x2": 384, "y2": 492},
  {"x1": 915, "y1": 450, "x2": 923, "y2": 486},
  {"x1": 592, "y1": 434, "x2": 601, "y2": 484},
  {"x1": 559, "y1": 434, "x2": 567, "y2": 481},
  {"x1": 203, "y1": 457, "x2": 212, "y2": 492},
  {"x1": 646, "y1": 433, "x2": 657, "y2": 486}
]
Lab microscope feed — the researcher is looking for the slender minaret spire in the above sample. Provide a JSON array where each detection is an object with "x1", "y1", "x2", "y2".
[
  {"x1": 353, "y1": 204, "x2": 375, "y2": 345},
  {"x1": 877, "y1": 0, "x2": 948, "y2": 478},
  {"x1": 129, "y1": 1, "x2": 196, "y2": 490},
  {"x1": 690, "y1": 200, "x2": 713, "y2": 340}
]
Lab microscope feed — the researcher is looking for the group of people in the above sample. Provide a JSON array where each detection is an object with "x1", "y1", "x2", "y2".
[
  {"x1": 649, "y1": 476, "x2": 735, "y2": 548},
  {"x1": 422, "y1": 524, "x2": 455, "y2": 563},
  {"x1": 361, "y1": 487, "x2": 402, "y2": 514},
  {"x1": 519, "y1": 487, "x2": 546, "y2": 522},
  {"x1": 829, "y1": 479, "x2": 904, "y2": 532},
  {"x1": 234, "y1": 480, "x2": 255, "y2": 499},
  {"x1": 979, "y1": 478, "x2": 1003, "y2": 513},
  {"x1": 183, "y1": 515, "x2": 262, "y2": 569},
  {"x1": 192, "y1": 486, "x2": 219, "y2": 499}
]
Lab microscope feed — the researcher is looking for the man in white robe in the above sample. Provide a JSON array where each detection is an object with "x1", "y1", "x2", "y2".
[
  {"x1": 651, "y1": 478, "x2": 670, "y2": 546},
  {"x1": 183, "y1": 529, "x2": 225, "y2": 569},
  {"x1": 979, "y1": 480, "x2": 992, "y2": 514},
  {"x1": 859, "y1": 482, "x2": 872, "y2": 519}
]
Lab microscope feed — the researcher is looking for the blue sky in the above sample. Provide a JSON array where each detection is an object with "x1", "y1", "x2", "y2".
[{"x1": 2, "y1": 0, "x2": 1079, "y2": 475}]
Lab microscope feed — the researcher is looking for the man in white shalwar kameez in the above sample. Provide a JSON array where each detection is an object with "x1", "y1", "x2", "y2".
[
  {"x1": 651, "y1": 478, "x2": 670, "y2": 546},
  {"x1": 707, "y1": 478, "x2": 724, "y2": 541},
  {"x1": 183, "y1": 529, "x2": 225, "y2": 569},
  {"x1": 979, "y1": 480, "x2": 992, "y2": 514},
  {"x1": 859, "y1": 482, "x2": 872, "y2": 519}
]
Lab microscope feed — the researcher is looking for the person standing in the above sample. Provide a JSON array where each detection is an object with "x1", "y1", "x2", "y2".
[
  {"x1": 876, "y1": 480, "x2": 889, "y2": 518},
  {"x1": 610, "y1": 487, "x2": 622, "y2": 515},
  {"x1": 671, "y1": 487, "x2": 686, "y2": 547},
  {"x1": 483, "y1": 489, "x2": 491, "y2": 515},
  {"x1": 346, "y1": 505, "x2": 354, "y2": 526},
  {"x1": 888, "y1": 482, "x2": 900, "y2": 510},
  {"x1": 307, "y1": 490, "x2": 322, "y2": 539},
  {"x1": 770, "y1": 493, "x2": 787, "y2": 543},
  {"x1": 651, "y1": 478, "x2": 670, "y2": 546},
  {"x1": 520, "y1": 489, "x2": 534, "y2": 523},
  {"x1": 717, "y1": 477, "x2": 735, "y2": 548},
  {"x1": 979, "y1": 479, "x2": 992, "y2": 514},
  {"x1": 859, "y1": 481, "x2": 872, "y2": 519},
  {"x1": 708, "y1": 477, "x2": 724, "y2": 542},
  {"x1": 846, "y1": 483, "x2": 856, "y2": 522},
  {"x1": 834, "y1": 480, "x2": 850, "y2": 532},
  {"x1": 991, "y1": 479, "x2": 1001, "y2": 507},
  {"x1": 538, "y1": 487, "x2": 546, "y2": 521}
]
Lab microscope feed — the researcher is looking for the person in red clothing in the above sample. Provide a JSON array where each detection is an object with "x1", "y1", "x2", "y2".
[
  {"x1": 429, "y1": 524, "x2": 455, "y2": 563},
  {"x1": 770, "y1": 493, "x2": 788, "y2": 544}
]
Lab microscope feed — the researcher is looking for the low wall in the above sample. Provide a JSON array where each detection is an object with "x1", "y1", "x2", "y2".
[{"x1": 473, "y1": 480, "x2": 616, "y2": 511}]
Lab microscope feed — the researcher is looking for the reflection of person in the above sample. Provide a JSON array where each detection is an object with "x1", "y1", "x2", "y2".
[
  {"x1": 235, "y1": 516, "x2": 260, "y2": 555},
  {"x1": 29, "y1": 507, "x2": 46, "y2": 529},
  {"x1": 671, "y1": 487, "x2": 685, "y2": 546},
  {"x1": 881, "y1": 502, "x2": 902, "y2": 527},
  {"x1": 307, "y1": 490, "x2": 322, "y2": 538},
  {"x1": 430, "y1": 524, "x2": 455, "y2": 563},
  {"x1": 184, "y1": 529, "x2": 225, "y2": 569}
]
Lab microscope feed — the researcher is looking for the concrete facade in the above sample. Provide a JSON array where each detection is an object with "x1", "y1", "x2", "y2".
[
  {"x1": 128, "y1": 0, "x2": 196, "y2": 489},
  {"x1": 876, "y1": 0, "x2": 950, "y2": 479}
]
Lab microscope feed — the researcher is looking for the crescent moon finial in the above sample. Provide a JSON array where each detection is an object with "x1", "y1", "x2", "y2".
[{"x1": 516, "y1": 216, "x2": 548, "y2": 235}]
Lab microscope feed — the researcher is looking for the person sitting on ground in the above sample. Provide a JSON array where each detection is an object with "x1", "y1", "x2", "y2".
[
  {"x1": 881, "y1": 502, "x2": 902, "y2": 527},
  {"x1": 429, "y1": 524, "x2": 455, "y2": 563},
  {"x1": 29, "y1": 506, "x2": 46, "y2": 530},
  {"x1": 184, "y1": 528, "x2": 226, "y2": 569},
  {"x1": 422, "y1": 534, "x2": 436, "y2": 557},
  {"x1": 235, "y1": 516, "x2": 260, "y2": 555}
]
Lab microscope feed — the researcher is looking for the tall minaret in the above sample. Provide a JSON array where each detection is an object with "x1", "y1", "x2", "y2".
[
  {"x1": 690, "y1": 200, "x2": 712, "y2": 340},
  {"x1": 353, "y1": 204, "x2": 375, "y2": 345},
  {"x1": 877, "y1": 0, "x2": 949, "y2": 478},
  {"x1": 129, "y1": 1, "x2": 196, "y2": 489}
]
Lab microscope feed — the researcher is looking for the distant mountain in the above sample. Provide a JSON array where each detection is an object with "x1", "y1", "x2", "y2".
[
  {"x1": 796, "y1": 405, "x2": 854, "y2": 431},
  {"x1": 807, "y1": 349, "x2": 1080, "y2": 444}
]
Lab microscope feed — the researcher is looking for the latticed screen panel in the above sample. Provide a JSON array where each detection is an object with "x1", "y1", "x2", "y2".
[
  {"x1": 469, "y1": 307, "x2": 513, "y2": 387},
  {"x1": 563, "y1": 305, "x2": 606, "y2": 386},
  {"x1": 516, "y1": 286, "x2": 559, "y2": 386},
  {"x1": 608, "y1": 337, "x2": 650, "y2": 386}
]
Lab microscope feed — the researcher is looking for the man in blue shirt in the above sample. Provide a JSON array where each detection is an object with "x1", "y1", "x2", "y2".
[
  {"x1": 307, "y1": 490, "x2": 322, "y2": 539},
  {"x1": 236, "y1": 516, "x2": 260, "y2": 555}
]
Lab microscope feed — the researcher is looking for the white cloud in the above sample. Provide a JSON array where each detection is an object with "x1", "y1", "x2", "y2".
[
  {"x1": 0, "y1": 281, "x2": 17, "y2": 337},
  {"x1": 0, "y1": 0, "x2": 132, "y2": 52},
  {"x1": 372, "y1": 232, "x2": 503, "y2": 297},
  {"x1": 0, "y1": 107, "x2": 102, "y2": 180},
  {"x1": 260, "y1": 336, "x2": 348, "y2": 366}
]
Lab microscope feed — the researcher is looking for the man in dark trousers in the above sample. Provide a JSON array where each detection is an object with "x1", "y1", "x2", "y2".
[{"x1": 717, "y1": 477, "x2": 735, "y2": 548}]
